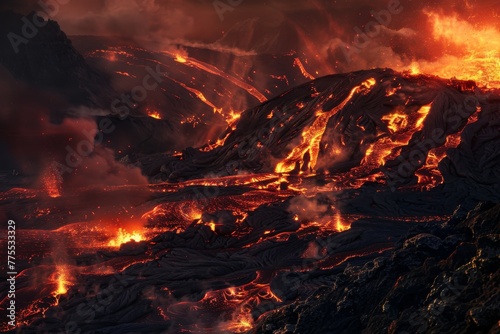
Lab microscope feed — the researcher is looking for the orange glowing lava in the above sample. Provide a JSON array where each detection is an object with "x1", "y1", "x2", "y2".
[
  {"x1": 415, "y1": 105, "x2": 431, "y2": 129},
  {"x1": 108, "y1": 228, "x2": 144, "y2": 247},
  {"x1": 182, "y1": 206, "x2": 203, "y2": 221},
  {"x1": 381, "y1": 112, "x2": 408, "y2": 133},
  {"x1": 411, "y1": 12, "x2": 500, "y2": 88},
  {"x1": 334, "y1": 212, "x2": 350, "y2": 232},
  {"x1": 107, "y1": 53, "x2": 116, "y2": 62},
  {"x1": 348, "y1": 102, "x2": 435, "y2": 188},
  {"x1": 208, "y1": 283, "x2": 280, "y2": 333},
  {"x1": 173, "y1": 79, "x2": 221, "y2": 113},
  {"x1": 51, "y1": 265, "x2": 72, "y2": 298},
  {"x1": 164, "y1": 51, "x2": 267, "y2": 103},
  {"x1": 174, "y1": 54, "x2": 187, "y2": 63},
  {"x1": 275, "y1": 78, "x2": 376, "y2": 173},
  {"x1": 226, "y1": 110, "x2": 241, "y2": 128},
  {"x1": 222, "y1": 314, "x2": 254, "y2": 333},
  {"x1": 147, "y1": 110, "x2": 162, "y2": 119},
  {"x1": 294, "y1": 57, "x2": 316, "y2": 80}
]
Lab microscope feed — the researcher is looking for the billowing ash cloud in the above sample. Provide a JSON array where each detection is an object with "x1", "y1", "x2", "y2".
[{"x1": 0, "y1": 66, "x2": 147, "y2": 189}]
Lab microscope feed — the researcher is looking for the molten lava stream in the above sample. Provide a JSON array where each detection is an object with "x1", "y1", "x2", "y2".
[
  {"x1": 51, "y1": 265, "x2": 73, "y2": 303},
  {"x1": 335, "y1": 103, "x2": 433, "y2": 189},
  {"x1": 410, "y1": 106, "x2": 479, "y2": 190},
  {"x1": 293, "y1": 57, "x2": 316, "y2": 80},
  {"x1": 161, "y1": 275, "x2": 282, "y2": 333},
  {"x1": 293, "y1": 212, "x2": 354, "y2": 244},
  {"x1": 147, "y1": 109, "x2": 162, "y2": 119},
  {"x1": 174, "y1": 173, "x2": 281, "y2": 188},
  {"x1": 166, "y1": 51, "x2": 268, "y2": 103},
  {"x1": 107, "y1": 228, "x2": 145, "y2": 247},
  {"x1": 4, "y1": 264, "x2": 75, "y2": 329},
  {"x1": 275, "y1": 78, "x2": 376, "y2": 174},
  {"x1": 47, "y1": 220, "x2": 148, "y2": 251},
  {"x1": 410, "y1": 11, "x2": 500, "y2": 88}
]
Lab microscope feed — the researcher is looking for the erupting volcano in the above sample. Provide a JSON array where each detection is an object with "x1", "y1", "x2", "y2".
[{"x1": 1, "y1": 1, "x2": 500, "y2": 333}]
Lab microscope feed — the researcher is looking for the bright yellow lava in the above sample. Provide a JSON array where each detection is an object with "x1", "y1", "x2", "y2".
[
  {"x1": 147, "y1": 110, "x2": 162, "y2": 119},
  {"x1": 412, "y1": 12, "x2": 500, "y2": 88},
  {"x1": 175, "y1": 54, "x2": 187, "y2": 63},
  {"x1": 52, "y1": 265, "x2": 72, "y2": 299},
  {"x1": 108, "y1": 228, "x2": 144, "y2": 247},
  {"x1": 334, "y1": 212, "x2": 350, "y2": 232}
]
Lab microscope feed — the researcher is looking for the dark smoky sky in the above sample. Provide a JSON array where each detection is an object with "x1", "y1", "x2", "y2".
[
  {"x1": 3, "y1": 0, "x2": 499, "y2": 42},
  {"x1": 1, "y1": 0, "x2": 499, "y2": 179},
  {"x1": 2, "y1": 0, "x2": 500, "y2": 72}
]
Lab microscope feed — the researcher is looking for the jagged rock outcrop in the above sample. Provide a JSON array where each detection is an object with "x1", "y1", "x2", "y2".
[
  {"x1": 0, "y1": 11, "x2": 116, "y2": 108},
  {"x1": 254, "y1": 202, "x2": 500, "y2": 334}
]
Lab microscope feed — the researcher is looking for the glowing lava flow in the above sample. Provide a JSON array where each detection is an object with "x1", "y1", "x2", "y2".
[
  {"x1": 415, "y1": 105, "x2": 431, "y2": 129},
  {"x1": 170, "y1": 78, "x2": 222, "y2": 113},
  {"x1": 293, "y1": 57, "x2": 316, "y2": 80},
  {"x1": 165, "y1": 51, "x2": 267, "y2": 103},
  {"x1": 108, "y1": 228, "x2": 144, "y2": 247},
  {"x1": 381, "y1": 112, "x2": 408, "y2": 133},
  {"x1": 378, "y1": 104, "x2": 430, "y2": 161},
  {"x1": 174, "y1": 53, "x2": 187, "y2": 63},
  {"x1": 226, "y1": 110, "x2": 241, "y2": 129},
  {"x1": 275, "y1": 78, "x2": 376, "y2": 173},
  {"x1": 334, "y1": 212, "x2": 350, "y2": 232},
  {"x1": 412, "y1": 11, "x2": 500, "y2": 88},
  {"x1": 51, "y1": 265, "x2": 73, "y2": 300},
  {"x1": 221, "y1": 313, "x2": 254, "y2": 333},
  {"x1": 147, "y1": 110, "x2": 162, "y2": 119}
]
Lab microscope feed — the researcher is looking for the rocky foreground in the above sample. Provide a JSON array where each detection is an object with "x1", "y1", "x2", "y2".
[{"x1": 255, "y1": 202, "x2": 500, "y2": 334}]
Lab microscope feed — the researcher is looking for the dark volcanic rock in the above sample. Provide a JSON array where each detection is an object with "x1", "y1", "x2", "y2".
[
  {"x1": 0, "y1": 11, "x2": 189, "y2": 156},
  {"x1": 10, "y1": 195, "x2": 422, "y2": 334},
  {"x1": 253, "y1": 203, "x2": 500, "y2": 334},
  {"x1": 0, "y1": 11, "x2": 115, "y2": 107},
  {"x1": 140, "y1": 68, "x2": 499, "y2": 196}
]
